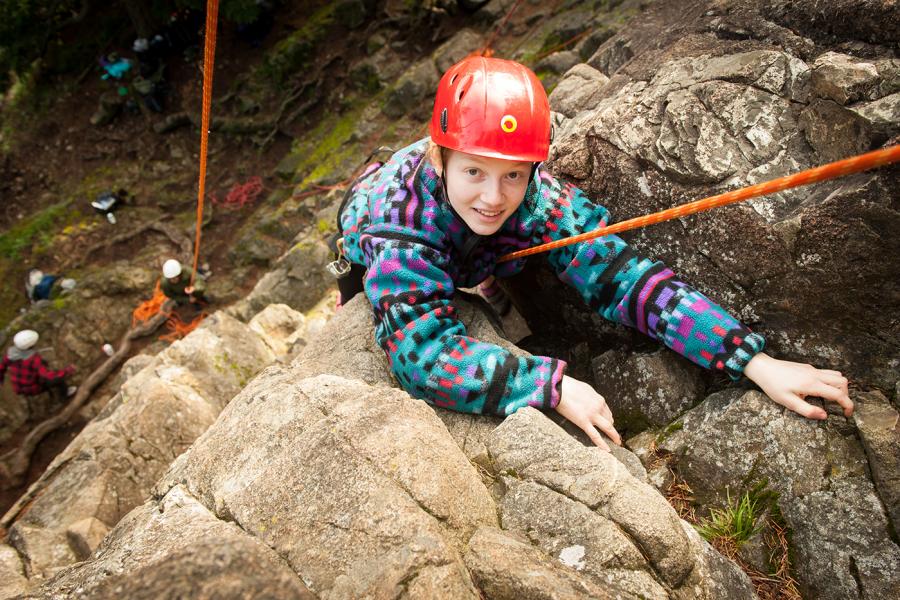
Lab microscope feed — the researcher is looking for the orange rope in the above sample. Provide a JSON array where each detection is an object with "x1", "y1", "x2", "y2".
[
  {"x1": 159, "y1": 311, "x2": 207, "y2": 342},
  {"x1": 191, "y1": 0, "x2": 220, "y2": 286},
  {"x1": 131, "y1": 280, "x2": 169, "y2": 327},
  {"x1": 480, "y1": 0, "x2": 524, "y2": 55},
  {"x1": 499, "y1": 144, "x2": 900, "y2": 263},
  {"x1": 532, "y1": 28, "x2": 593, "y2": 62}
]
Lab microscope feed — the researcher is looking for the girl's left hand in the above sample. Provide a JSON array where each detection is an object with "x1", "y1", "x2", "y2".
[{"x1": 743, "y1": 352, "x2": 853, "y2": 420}]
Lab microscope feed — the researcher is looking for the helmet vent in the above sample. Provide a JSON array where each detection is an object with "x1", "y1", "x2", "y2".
[
  {"x1": 449, "y1": 73, "x2": 458, "y2": 85},
  {"x1": 440, "y1": 108, "x2": 448, "y2": 133}
]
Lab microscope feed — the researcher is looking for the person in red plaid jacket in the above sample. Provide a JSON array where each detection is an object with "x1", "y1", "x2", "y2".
[{"x1": 1, "y1": 330, "x2": 75, "y2": 403}]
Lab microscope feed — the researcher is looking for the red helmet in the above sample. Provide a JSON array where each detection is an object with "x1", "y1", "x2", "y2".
[{"x1": 430, "y1": 56, "x2": 551, "y2": 162}]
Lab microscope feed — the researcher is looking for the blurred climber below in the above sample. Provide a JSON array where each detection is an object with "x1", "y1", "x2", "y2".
[
  {"x1": 25, "y1": 268, "x2": 76, "y2": 303},
  {"x1": 160, "y1": 259, "x2": 207, "y2": 305},
  {"x1": 0, "y1": 330, "x2": 77, "y2": 404},
  {"x1": 330, "y1": 56, "x2": 853, "y2": 452}
]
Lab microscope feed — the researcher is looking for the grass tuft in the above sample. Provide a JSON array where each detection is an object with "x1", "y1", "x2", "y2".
[{"x1": 696, "y1": 489, "x2": 762, "y2": 545}]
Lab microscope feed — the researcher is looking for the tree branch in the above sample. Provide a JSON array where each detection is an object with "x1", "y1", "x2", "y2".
[{"x1": 0, "y1": 302, "x2": 173, "y2": 517}]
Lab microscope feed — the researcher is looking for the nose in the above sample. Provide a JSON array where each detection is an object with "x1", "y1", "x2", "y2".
[{"x1": 480, "y1": 178, "x2": 504, "y2": 207}]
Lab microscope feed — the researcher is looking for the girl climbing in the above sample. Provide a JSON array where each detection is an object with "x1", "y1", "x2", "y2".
[{"x1": 334, "y1": 56, "x2": 852, "y2": 450}]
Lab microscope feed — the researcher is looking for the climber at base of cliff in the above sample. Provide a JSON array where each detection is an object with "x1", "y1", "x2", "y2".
[{"x1": 329, "y1": 56, "x2": 853, "y2": 451}]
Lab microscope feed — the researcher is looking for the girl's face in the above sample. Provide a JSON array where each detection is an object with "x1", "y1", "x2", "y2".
[{"x1": 443, "y1": 149, "x2": 531, "y2": 235}]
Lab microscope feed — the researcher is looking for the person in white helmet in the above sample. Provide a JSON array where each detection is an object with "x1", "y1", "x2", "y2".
[
  {"x1": 0, "y1": 330, "x2": 76, "y2": 404},
  {"x1": 160, "y1": 258, "x2": 207, "y2": 305}
]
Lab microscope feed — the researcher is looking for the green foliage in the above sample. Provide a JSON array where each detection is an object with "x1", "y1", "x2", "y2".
[
  {"x1": 0, "y1": 0, "x2": 131, "y2": 91},
  {"x1": 0, "y1": 201, "x2": 71, "y2": 260},
  {"x1": 696, "y1": 489, "x2": 764, "y2": 545},
  {"x1": 176, "y1": 0, "x2": 262, "y2": 24},
  {"x1": 0, "y1": 0, "x2": 76, "y2": 77}
]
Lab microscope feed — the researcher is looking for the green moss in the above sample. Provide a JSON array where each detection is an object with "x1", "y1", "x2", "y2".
[
  {"x1": 534, "y1": 70, "x2": 559, "y2": 95},
  {"x1": 0, "y1": 201, "x2": 72, "y2": 259},
  {"x1": 213, "y1": 352, "x2": 254, "y2": 388},
  {"x1": 292, "y1": 102, "x2": 366, "y2": 188},
  {"x1": 52, "y1": 297, "x2": 67, "y2": 310},
  {"x1": 349, "y1": 62, "x2": 382, "y2": 95},
  {"x1": 317, "y1": 219, "x2": 335, "y2": 235},
  {"x1": 655, "y1": 421, "x2": 683, "y2": 444},
  {"x1": 260, "y1": 3, "x2": 337, "y2": 84}
]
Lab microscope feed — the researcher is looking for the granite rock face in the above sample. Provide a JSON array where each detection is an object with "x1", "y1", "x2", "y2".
[
  {"x1": 591, "y1": 348, "x2": 705, "y2": 433},
  {"x1": 21, "y1": 485, "x2": 315, "y2": 600},
  {"x1": 2, "y1": 305, "x2": 305, "y2": 583},
  {"x1": 4, "y1": 1, "x2": 899, "y2": 598},
  {"x1": 853, "y1": 391, "x2": 900, "y2": 534},
  {"x1": 14, "y1": 295, "x2": 756, "y2": 599},
  {"x1": 659, "y1": 390, "x2": 900, "y2": 599},
  {"x1": 519, "y1": 0, "x2": 900, "y2": 395}
]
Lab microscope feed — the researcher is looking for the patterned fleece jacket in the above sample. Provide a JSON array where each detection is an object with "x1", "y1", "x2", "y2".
[{"x1": 339, "y1": 138, "x2": 765, "y2": 416}]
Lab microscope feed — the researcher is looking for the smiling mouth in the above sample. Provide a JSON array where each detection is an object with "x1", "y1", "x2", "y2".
[{"x1": 474, "y1": 208, "x2": 503, "y2": 217}]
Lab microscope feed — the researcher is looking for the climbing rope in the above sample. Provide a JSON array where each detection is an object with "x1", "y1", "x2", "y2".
[
  {"x1": 191, "y1": 0, "x2": 220, "y2": 286},
  {"x1": 532, "y1": 28, "x2": 594, "y2": 62},
  {"x1": 498, "y1": 144, "x2": 900, "y2": 263},
  {"x1": 159, "y1": 311, "x2": 208, "y2": 342},
  {"x1": 131, "y1": 0, "x2": 218, "y2": 336},
  {"x1": 132, "y1": 281, "x2": 169, "y2": 327},
  {"x1": 480, "y1": 0, "x2": 524, "y2": 55}
]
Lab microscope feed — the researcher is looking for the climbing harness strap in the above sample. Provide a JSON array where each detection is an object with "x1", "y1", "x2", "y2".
[
  {"x1": 325, "y1": 147, "x2": 396, "y2": 280},
  {"x1": 498, "y1": 144, "x2": 900, "y2": 263}
]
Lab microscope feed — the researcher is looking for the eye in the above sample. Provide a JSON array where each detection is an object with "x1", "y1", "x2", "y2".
[
  {"x1": 465, "y1": 168, "x2": 480, "y2": 177},
  {"x1": 507, "y1": 171, "x2": 524, "y2": 181}
]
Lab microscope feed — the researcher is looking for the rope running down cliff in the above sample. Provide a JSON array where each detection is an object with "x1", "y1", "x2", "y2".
[{"x1": 191, "y1": 0, "x2": 220, "y2": 286}]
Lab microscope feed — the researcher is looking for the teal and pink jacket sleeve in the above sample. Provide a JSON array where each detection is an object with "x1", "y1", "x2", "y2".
[
  {"x1": 359, "y1": 229, "x2": 566, "y2": 417},
  {"x1": 532, "y1": 170, "x2": 765, "y2": 379}
]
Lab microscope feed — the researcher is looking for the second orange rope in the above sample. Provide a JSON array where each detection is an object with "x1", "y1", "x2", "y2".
[{"x1": 499, "y1": 144, "x2": 900, "y2": 263}]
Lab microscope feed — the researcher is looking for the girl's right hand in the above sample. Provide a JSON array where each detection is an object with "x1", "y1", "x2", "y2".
[{"x1": 555, "y1": 375, "x2": 622, "y2": 451}]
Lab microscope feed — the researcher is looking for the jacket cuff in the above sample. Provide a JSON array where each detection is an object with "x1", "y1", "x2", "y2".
[
  {"x1": 545, "y1": 358, "x2": 567, "y2": 410},
  {"x1": 722, "y1": 331, "x2": 766, "y2": 380}
]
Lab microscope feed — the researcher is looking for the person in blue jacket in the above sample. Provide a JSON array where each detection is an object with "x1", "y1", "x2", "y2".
[{"x1": 334, "y1": 56, "x2": 852, "y2": 450}]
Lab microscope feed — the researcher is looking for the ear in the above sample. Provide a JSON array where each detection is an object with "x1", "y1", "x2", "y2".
[{"x1": 426, "y1": 141, "x2": 444, "y2": 177}]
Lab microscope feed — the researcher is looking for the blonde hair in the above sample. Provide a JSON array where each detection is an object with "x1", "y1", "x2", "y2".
[{"x1": 425, "y1": 140, "x2": 448, "y2": 176}]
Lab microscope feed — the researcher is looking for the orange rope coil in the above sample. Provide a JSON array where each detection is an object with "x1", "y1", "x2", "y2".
[
  {"x1": 159, "y1": 312, "x2": 207, "y2": 342},
  {"x1": 212, "y1": 176, "x2": 264, "y2": 208},
  {"x1": 499, "y1": 144, "x2": 900, "y2": 263},
  {"x1": 132, "y1": 281, "x2": 169, "y2": 327}
]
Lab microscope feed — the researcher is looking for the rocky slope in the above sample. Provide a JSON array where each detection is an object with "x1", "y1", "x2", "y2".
[
  {"x1": 2, "y1": 294, "x2": 756, "y2": 599},
  {"x1": 0, "y1": 0, "x2": 898, "y2": 598}
]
